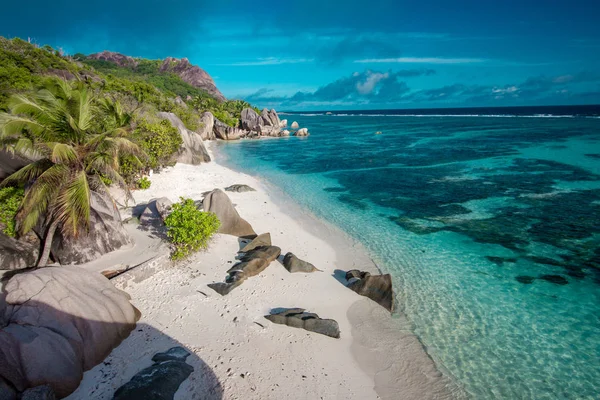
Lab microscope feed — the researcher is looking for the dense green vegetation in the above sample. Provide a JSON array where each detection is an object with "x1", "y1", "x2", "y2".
[
  {"x1": 136, "y1": 176, "x2": 151, "y2": 190},
  {"x1": 81, "y1": 58, "x2": 212, "y2": 101},
  {"x1": 0, "y1": 186, "x2": 24, "y2": 237},
  {"x1": 0, "y1": 79, "x2": 141, "y2": 265},
  {"x1": 0, "y1": 37, "x2": 256, "y2": 131},
  {"x1": 164, "y1": 198, "x2": 220, "y2": 260},
  {"x1": 133, "y1": 119, "x2": 182, "y2": 170}
]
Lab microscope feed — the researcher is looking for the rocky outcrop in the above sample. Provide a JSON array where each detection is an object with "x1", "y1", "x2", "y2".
[
  {"x1": 260, "y1": 108, "x2": 280, "y2": 128},
  {"x1": 264, "y1": 308, "x2": 340, "y2": 339},
  {"x1": 113, "y1": 347, "x2": 194, "y2": 400},
  {"x1": 202, "y1": 189, "x2": 256, "y2": 237},
  {"x1": 282, "y1": 252, "x2": 320, "y2": 273},
  {"x1": 240, "y1": 108, "x2": 262, "y2": 132},
  {"x1": 280, "y1": 119, "x2": 288, "y2": 128},
  {"x1": 140, "y1": 197, "x2": 172, "y2": 227},
  {"x1": 87, "y1": 51, "x2": 138, "y2": 68},
  {"x1": 199, "y1": 112, "x2": 215, "y2": 141},
  {"x1": 225, "y1": 184, "x2": 255, "y2": 193},
  {"x1": 160, "y1": 57, "x2": 225, "y2": 101},
  {"x1": 208, "y1": 245, "x2": 281, "y2": 296},
  {"x1": 213, "y1": 119, "x2": 247, "y2": 140},
  {"x1": 158, "y1": 112, "x2": 211, "y2": 165},
  {"x1": 345, "y1": 270, "x2": 394, "y2": 312},
  {"x1": 0, "y1": 266, "x2": 139, "y2": 398},
  {"x1": 239, "y1": 233, "x2": 271, "y2": 252},
  {"x1": 291, "y1": 121, "x2": 300, "y2": 129},
  {"x1": 294, "y1": 128, "x2": 309, "y2": 137},
  {"x1": 20, "y1": 385, "x2": 56, "y2": 400},
  {"x1": 50, "y1": 191, "x2": 132, "y2": 265},
  {"x1": 281, "y1": 130, "x2": 290, "y2": 137},
  {"x1": 0, "y1": 150, "x2": 33, "y2": 181},
  {"x1": 0, "y1": 233, "x2": 39, "y2": 270}
]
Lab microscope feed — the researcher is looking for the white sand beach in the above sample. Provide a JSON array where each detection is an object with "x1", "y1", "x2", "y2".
[{"x1": 67, "y1": 143, "x2": 459, "y2": 400}]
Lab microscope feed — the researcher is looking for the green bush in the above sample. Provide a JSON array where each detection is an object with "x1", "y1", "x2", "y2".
[
  {"x1": 164, "y1": 198, "x2": 220, "y2": 260},
  {"x1": 0, "y1": 187, "x2": 24, "y2": 237},
  {"x1": 137, "y1": 176, "x2": 151, "y2": 189},
  {"x1": 134, "y1": 119, "x2": 182, "y2": 169}
]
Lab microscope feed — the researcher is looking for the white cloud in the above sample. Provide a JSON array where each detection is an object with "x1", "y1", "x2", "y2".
[
  {"x1": 356, "y1": 71, "x2": 389, "y2": 94},
  {"x1": 214, "y1": 58, "x2": 314, "y2": 66},
  {"x1": 354, "y1": 57, "x2": 486, "y2": 64},
  {"x1": 492, "y1": 86, "x2": 519, "y2": 94}
]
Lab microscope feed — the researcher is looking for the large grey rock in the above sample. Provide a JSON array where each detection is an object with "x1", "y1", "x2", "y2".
[
  {"x1": 0, "y1": 377, "x2": 17, "y2": 400},
  {"x1": 240, "y1": 108, "x2": 262, "y2": 132},
  {"x1": 213, "y1": 119, "x2": 247, "y2": 140},
  {"x1": 279, "y1": 119, "x2": 288, "y2": 128},
  {"x1": 225, "y1": 184, "x2": 255, "y2": 193},
  {"x1": 113, "y1": 347, "x2": 194, "y2": 400},
  {"x1": 202, "y1": 189, "x2": 256, "y2": 237},
  {"x1": 282, "y1": 252, "x2": 320, "y2": 273},
  {"x1": 239, "y1": 233, "x2": 271, "y2": 253},
  {"x1": 140, "y1": 197, "x2": 172, "y2": 227},
  {"x1": 0, "y1": 267, "x2": 139, "y2": 398},
  {"x1": 20, "y1": 385, "x2": 56, "y2": 400},
  {"x1": 259, "y1": 125, "x2": 281, "y2": 137},
  {"x1": 265, "y1": 308, "x2": 340, "y2": 339},
  {"x1": 208, "y1": 245, "x2": 281, "y2": 296},
  {"x1": 51, "y1": 191, "x2": 132, "y2": 265},
  {"x1": 158, "y1": 112, "x2": 211, "y2": 164},
  {"x1": 345, "y1": 270, "x2": 394, "y2": 312},
  {"x1": 281, "y1": 130, "x2": 290, "y2": 137},
  {"x1": 0, "y1": 232, "x2": 39, "y2": 271},
  {"x1": 199, "y1": 112, "x2": 215, "y2": 141},
  {"x1": 0, "y1": 150, "x2": 33, "y2": 181},
  {"x1": 269, "y1": 109, "x2": 281, "y2": 127},
  {"x1": 291, "y1": 121, "x2": 299, "y2": 129},
  {"x1": 294, "y1": 128, "x2": 309, "y2": 137},
  {"x1": 260, "y1": 109, "x2": 275, "y2": 126}
]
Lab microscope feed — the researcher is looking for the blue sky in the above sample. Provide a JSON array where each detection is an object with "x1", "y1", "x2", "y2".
[{"x1": 2, "y1": 0, "x2": 600, "y2": 110}]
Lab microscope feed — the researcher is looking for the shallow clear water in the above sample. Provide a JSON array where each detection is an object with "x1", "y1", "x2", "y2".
[{"x1": 216, "y1": 114, "x2": 600, "y2": 399}]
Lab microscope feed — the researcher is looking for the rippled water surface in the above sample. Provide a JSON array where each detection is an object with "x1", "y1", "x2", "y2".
[{"x1": 216, "y1": 114, "x2": 600, "y2": 399}]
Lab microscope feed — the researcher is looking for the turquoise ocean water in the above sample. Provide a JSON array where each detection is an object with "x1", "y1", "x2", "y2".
[{"x1": 216, "y1": 110, "x2": 600, "y2": 399}]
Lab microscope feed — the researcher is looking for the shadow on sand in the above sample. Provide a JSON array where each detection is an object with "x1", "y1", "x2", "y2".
[{"x1": 0, "y1": 269, "x2": 223, "y2": 400}]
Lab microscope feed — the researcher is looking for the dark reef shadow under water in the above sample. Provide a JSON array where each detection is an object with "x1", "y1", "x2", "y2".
[{"x1": 216, "y1": 113, "x2": 600, "y2": 399}]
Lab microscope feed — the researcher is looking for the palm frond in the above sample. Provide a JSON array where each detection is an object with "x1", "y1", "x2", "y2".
[
  {"x1": 0, "y1": 159, "x2": 53, "y2": 187},
  {"x1": 56, "y1": 170, "x2": 91, "y2": 237},
  {"x1": 48, "y1": 142, "x2": 77, "y2": 164},
  {"x1": 16, "y1": 163, "x2": 70, "y2": 234},
  {"x1": 0, "y1": 114, "x2": 47, "y2": 138}
]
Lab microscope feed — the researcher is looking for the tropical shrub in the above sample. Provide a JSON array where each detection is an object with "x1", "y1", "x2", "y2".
[
  {"x1": 134, "y1": 119, "x2": 182, "y2": 169},
  {"x1": 164, "y1": 198, "x2": 220, "y2": 260},
  {"x1": 137, "y1": 176, "x2": 151, "y2": 190},
  {"x1": 0, "y1": 186, "x2": 24, "y2": 237}
]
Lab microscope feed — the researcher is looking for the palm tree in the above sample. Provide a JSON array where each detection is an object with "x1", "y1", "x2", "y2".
[{"x1": 0, "y1": 79, "x2": 142, "y2": 267}]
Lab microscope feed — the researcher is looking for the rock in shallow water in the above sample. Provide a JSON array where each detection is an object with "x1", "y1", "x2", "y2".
[
  {"x1": 539, "y1": 274, "x2": 569, "y2": 285},
  {"x1": 515, "y1": 275, "x2": 536, "y2": 284},
  {"x1": 345, "y1": 270, "x2": 394, "y2": 312},
  {"x1": 265, "y1": 308, "x2": 340, "y2": 339},
  {"x1": 113, "y1": 347, "x2": 194, "y2": 400}
]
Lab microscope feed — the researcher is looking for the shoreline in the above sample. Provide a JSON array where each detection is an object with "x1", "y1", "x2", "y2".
[
  {"x1": 68, "y1": 142, "x2": 461, "y2": 399},
  {"x1": 211, "y1": 141, "x2": 465, "y2": 399}
]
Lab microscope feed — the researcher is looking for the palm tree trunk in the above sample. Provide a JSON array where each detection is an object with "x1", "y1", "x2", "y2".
[{"x1": 37, "y1": 219, "x2": 59, "y2": 267}]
